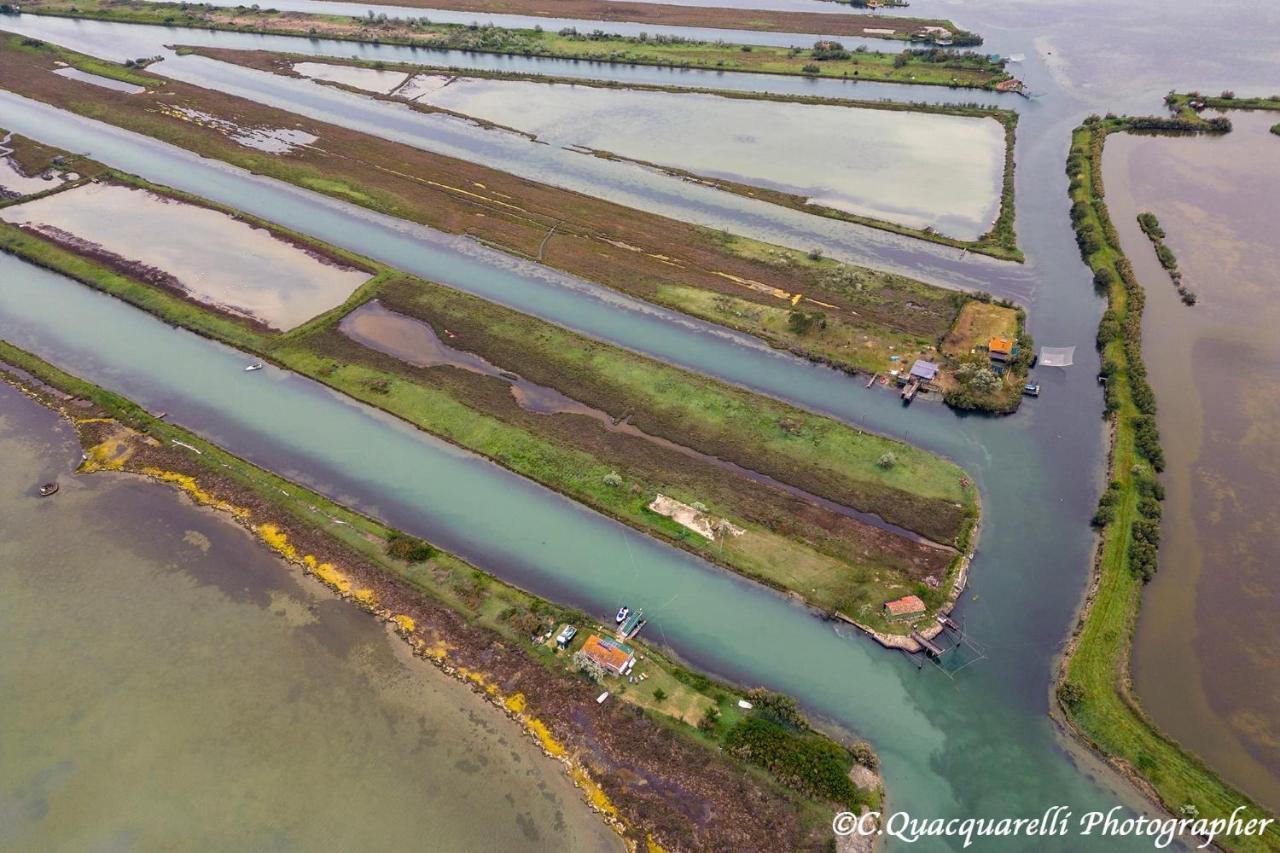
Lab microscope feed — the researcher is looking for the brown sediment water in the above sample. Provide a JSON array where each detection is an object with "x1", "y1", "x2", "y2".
[
  {"x1": 1105, "y1": 112, "x2": 1280, "y2": 811},
  {"x1": 339, "y1": 299, "x2": 950, "y2": 548},
  {"x1": 0, "y1": 379, "x2": 622, "y2": 851},
  {"x1": 385, "y1": 72, "x2": 1005, "y2": 240}
]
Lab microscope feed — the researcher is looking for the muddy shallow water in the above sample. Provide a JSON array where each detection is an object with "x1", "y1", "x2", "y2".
[
  {"x1": 1106, "y1": 112, "x2": 1280, "y2": 811},
  {"x1": 0, "y1": 182, "x2": 370, "y2": 329},
  {"x1": 360, "y1": 70, "x2": 1005, "y2": 239},
  {"x1": 0, "y1": 380, "x2": 621, "y2": 851}
]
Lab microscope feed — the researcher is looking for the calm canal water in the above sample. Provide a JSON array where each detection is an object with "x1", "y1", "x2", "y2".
[
  {"x1": 4, "y1": 0, "x2": 1280, "y2": 844},
  {"x1": 0, "y1": 381, "x2": 621, "y2": 851},
  {"x1": 1105, "y1": 112, "x2": 1280, "y2": 812}
]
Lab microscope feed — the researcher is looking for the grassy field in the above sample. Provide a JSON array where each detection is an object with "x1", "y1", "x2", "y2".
[
  {"x1": 0, "y1": 38, "x2": 1007, "y2": 398},
  {"x1": 0, "y1": 337, "x2": 880, "y2": 848},
  {"x1": 274, "y1": 0, "x2": 967, "y2": 43},
  {"x1": 0, "y1": 161, "x2": 976, "y2": 632},
  {"x1": 20, "y1": 0, "x2": 1007, "y2": 88},
  {"x1": 940, "y1": 300, "x2": 1018, "y2": 355},
  {"x1": 1056, "y1": 117, "x2": 1280, "y2": 850}
]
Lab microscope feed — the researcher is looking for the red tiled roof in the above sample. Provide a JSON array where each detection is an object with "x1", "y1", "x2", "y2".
[
  {"x1": 884, "y1": 595, "x2": 927, "y2": 616},
  {"x1": 582, "y1": 635, "x2": 633, "y2": 674}
]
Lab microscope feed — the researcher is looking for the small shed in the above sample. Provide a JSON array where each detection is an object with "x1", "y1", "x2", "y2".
[
  {"x1": 909, "y1": 360, "x2": 940, "y2": 382},
  {"x1": 582, "y1": 634, "x2": 635, "y2": 675},
  {"x1": 884, "y1": 595, "x2": 927, "y2": 622}
]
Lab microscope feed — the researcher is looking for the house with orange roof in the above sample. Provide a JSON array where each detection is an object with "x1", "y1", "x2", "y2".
[
  {"x1": 988, "y1": 336, "x2": 1017, "y2": 362},
  {"x1": 581, "y1": 634, "x2": 635, "y2": 675}
]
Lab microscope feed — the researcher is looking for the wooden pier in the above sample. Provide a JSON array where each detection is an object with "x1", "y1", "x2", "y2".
[{"x1": 911, "y1": 631, "x2": 944, "y2": 658}]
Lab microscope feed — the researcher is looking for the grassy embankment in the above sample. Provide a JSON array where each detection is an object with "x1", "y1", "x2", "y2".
[
  {"x1": 18, "y1": 0, "x2": 1006, "y2": 88},
  {"x1": 1, "y1": 36, "x2": 1018, "y2": 411},
  {"x1": 0, "y1": 162, "x2": 977, "y2": 634},
  {"x1": 0, "y1": 337, "x2": 880, "y2": 850},
  {"x1": 1165, "y1": 91, "x2": 1280, "y2": 118},
  {"x1": 1055, "y1": 115, "x2": 1279, "y2": 850},
  {"x1": 192, "y1": 45, "x2": 1022, "y2": 261},
  {"x1": 271, "y1": 0, "x2": 972, "y2": 43},
  {"x1": 1135, "y1": 211, "x2": 1196, "y2": 305}
]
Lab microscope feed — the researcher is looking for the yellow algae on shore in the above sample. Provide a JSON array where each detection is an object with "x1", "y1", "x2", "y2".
[
  {"x1": 80, "y1": 434, "x2": 135, "y2": 471},
  {"x1": 392, "y1": 614, "x2": 416, "y2": 634},
  {"x1": 141, "y1": 467, "x2": 251, "y2": 520}
]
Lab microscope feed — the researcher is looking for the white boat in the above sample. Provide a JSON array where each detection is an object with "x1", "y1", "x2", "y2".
[
  {"x1": 615, "y1": 606, "x2": 629, "y2": 624},
  {"x1": 244, "y1": 362, "x2": 264, "y2": 372}
]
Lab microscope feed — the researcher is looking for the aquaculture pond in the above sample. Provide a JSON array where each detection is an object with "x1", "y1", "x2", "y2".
[
  {"x1": 0, "y1": 183, "x2": 371, "y2": 329},
  {"x1": 0, "y1": 381, "x2": 622, "y2": 852},
  {"x1": 0, "y1": 15, "x2": 1027, "y2": 295},
  {"x1": 1106, "y1": 112, "x2": 1280, "y2": 812},
  {"x1": 325, "y1": 69, "x2": 1005, "y2": 238}
]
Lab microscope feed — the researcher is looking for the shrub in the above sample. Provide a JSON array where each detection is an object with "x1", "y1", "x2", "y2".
[
  {"x1": 1057, "y1": 681, "x2": 1085, "y2": 711},
  {"x1": 653, "y1": 687, "x2": 667, "y2": 702},
  {"x1": 698, "y1": 705, "x2": 720, "y2": 732},
  {"x1": 877, "y1": 452, "x2": 897, "y2": 470},
  {"x1": 811, "y1": 40, "x2": 850, "y2": 60},
  {"x1": 787, "y1": 310, "x2": 827, "y2": 336},
  {"x1": 1132, "y1": 414, "x2": 1165, "y2": 470},
  {"x1": 602, "y1": 471, "x2": 622, "y2": 487},
  {"x1": 745, "y1": 688, "x2": 808, "y2": 730},
  {"x1": 725, "y1": 716, "x2": 862, "y2": 808},
  {"x1": 385, "y1": 532, "x2": 437, "y2": 563}
]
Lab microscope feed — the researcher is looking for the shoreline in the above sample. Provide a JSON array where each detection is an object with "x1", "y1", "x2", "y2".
[
  {"x1": 1051, "y1": 113, "x2": 1279, "y2": 851},
  {"x1": 0, "y1": 342, "x2": 885, "y2": 851}
]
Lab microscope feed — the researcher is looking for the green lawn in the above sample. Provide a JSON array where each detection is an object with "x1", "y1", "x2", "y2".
[{"x1": 23, "y1": 0, "x2": 1008, "y2": 88}]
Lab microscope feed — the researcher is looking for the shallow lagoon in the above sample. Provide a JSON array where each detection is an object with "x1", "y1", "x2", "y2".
[
  {"x1": 1107, "y1": 113, "x2": 1280, "y2": 811},
  {"x1": 301, "y1": 66, "x2": 1005, "y2": 238},
  {"x1": 0, "y1": 382, "x2": 621, "y2": 852},
  {"x1": 0, "y1": 183, "x2": 370, "y2": 329}
]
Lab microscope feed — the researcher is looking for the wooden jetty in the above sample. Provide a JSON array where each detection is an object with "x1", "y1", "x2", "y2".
[
  {"x1": 901, "y1": 378, "x2": 921, "y2": 401},
  {"x1": 911, "y1": 630, "x2": 944, "y2": 658}
]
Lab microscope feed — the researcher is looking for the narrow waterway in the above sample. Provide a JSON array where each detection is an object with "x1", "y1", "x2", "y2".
[
  {"x1": 0, "y1": 381, "x2": 622, "y2": 851},
  {"x1": 1105, "y1": 113, "x2": 1280, "y2": 812}
]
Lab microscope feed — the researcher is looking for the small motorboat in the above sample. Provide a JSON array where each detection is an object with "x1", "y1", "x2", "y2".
[
  {"x1": 615, "y1": 606, "x2": 629, "y2": 624},
  {"x1": 244, "y1": 362, "x2": 264, "y2": 372},
  {"x1": 38, "y1": 482, "x2": 59, "y2": 497}
]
